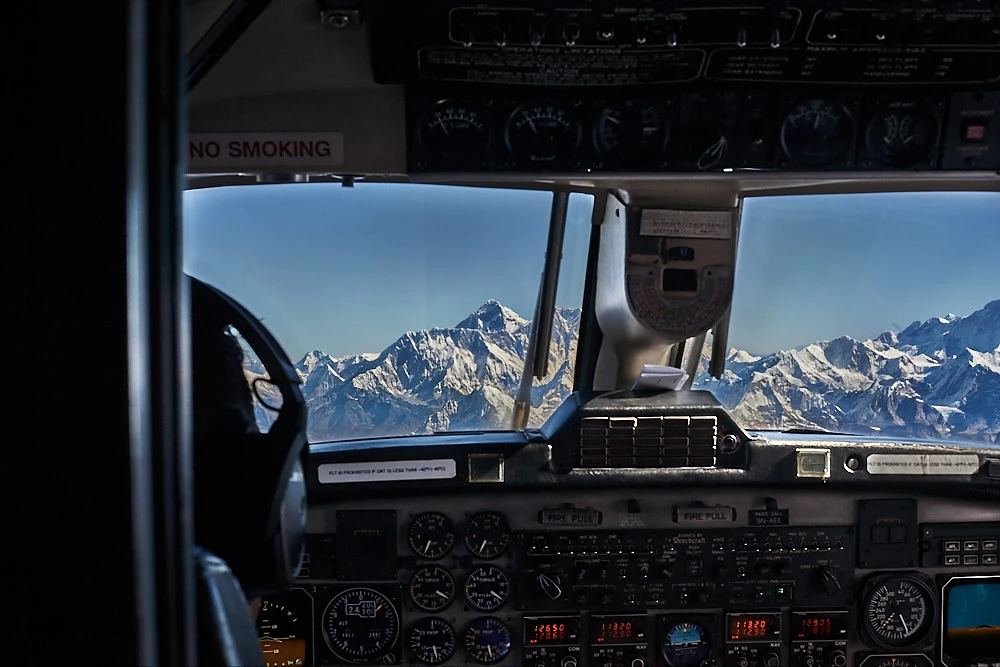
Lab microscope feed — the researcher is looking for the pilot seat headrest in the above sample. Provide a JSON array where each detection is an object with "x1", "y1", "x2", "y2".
[{"x1": 189, "y1": 275, "x2": 308, "y2": 598}]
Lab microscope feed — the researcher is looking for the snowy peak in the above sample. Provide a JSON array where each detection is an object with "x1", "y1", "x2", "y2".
[
  {"x1": 896, "y1": 299, "x2": 1000, "y2": 356},
  {"x1": 456, "y1": 300, "x2": 529, "y2": 333}
]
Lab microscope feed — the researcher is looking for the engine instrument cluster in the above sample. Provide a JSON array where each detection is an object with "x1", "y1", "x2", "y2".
[
  {"x1": 256, "y1": 488, "x2": 1000, "y2": 666},
  {"x1": 407, "y1": 90, "x2": 999, "y2": 173}
]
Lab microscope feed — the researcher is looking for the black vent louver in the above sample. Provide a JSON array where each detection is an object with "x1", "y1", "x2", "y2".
[{"x1": 578, "y1": 415, "x2": 718, "y2": 468}]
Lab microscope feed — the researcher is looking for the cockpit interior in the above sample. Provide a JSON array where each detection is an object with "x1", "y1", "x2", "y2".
[{"x1": 11, "y1": 1, "x2": 1000, "y2": 667}]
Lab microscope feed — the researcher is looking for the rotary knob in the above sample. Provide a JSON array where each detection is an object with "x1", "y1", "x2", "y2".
[
  {"x1": 764, "y1": 653, "x2": 780, "y2": 667},
  {"x1": 829, "y1": 650, "x2": 847, "y2": 667}
]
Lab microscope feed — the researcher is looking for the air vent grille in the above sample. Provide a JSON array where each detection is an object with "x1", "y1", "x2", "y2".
[{"x1": 578, "y1": 416, "x2": 718, "y2": 468}]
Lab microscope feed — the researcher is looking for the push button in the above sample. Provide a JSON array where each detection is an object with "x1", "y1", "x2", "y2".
[
  {"x1": 685, "y1": 558, "x2": 703, "y2": 577},
  {"x1": 888, "y1": 526, "x2": 907, "y2": 544},
  {"x1": 944, "y1": 555, "x2": 961, "y2": 566},
  {"x1": 964, "y1": 540, "x2": 980, "y2": 551},
  {"x1": 982, "y1": 554, "x2": 998, "y2": 565},
  {"x1": 775, "y1": 584, "x2": 794, "y2": 602},
  {"x1": 944, "y1": 540, "x2": 962, "y2": 552},
  {"x1": 964, "y1": 555, "x2": 980, "y2": 566},
  {"x1": 982, "y1": 540, "x2": 998, "y2": 551},
  {"x1": 962, "y1": 119, "x2": 989, "y2": 143}
]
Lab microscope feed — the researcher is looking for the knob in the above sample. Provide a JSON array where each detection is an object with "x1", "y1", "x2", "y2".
[
  {"x1": 736, "y1": 27, "x2": 748, "y2": 47},
  {"x1": 601, "y1": 594, "x2": 614, "y2": 606},
  {"x1": 830, "y1": 650, "x2": 847, "y2": 667},
  {"x1": 529, "y1": 25, "x2": 545, "y2": 46},
  {"x1": 666, "y1": 27, "x2": 678, "y2": 47},
  {"x1": 597, "y1": 22, "x2": 615, "y2": 41},
  {"x1": 659, "y1": 564, "x2": 675, "y2": 578},
  {"x1": 778, "y1": 562, "x2": 794, "y2": 576},
  {"x1": 576, "y1": 567, "x2": 589, "y2": 581},
  {"x1": 536, "y1": 572, "x2": 563, "y2": 600},
  {"x1": 561, "y1": 657, "x2": 578, "y2": 667},
  {"x1": 816, "y1": 565, "x2": 842, "y2": 595},
  {"x1": 696, "y1": 590, "x2": 710, "y2": 604},
  {"x1": 630, "y1": 658, "x2": 645, "y2": 667},
  {"x1": 494, "y1": 27, "x2": 507, "y2": 47},
  {"x1": 576, "y1": 593, "x2": 588, "y2": 606},
  {"x1": 738, "y1": 659, "x2": 749, "y2": 667},
  {"x1": 803, "y1": 656, "x2": 815, "y2": 667},
  {"x1": 639, "y1": 564, "x2": 650, "y2": 578},
  {"x1": 562, "y1": 23, "x2": 580, "y2": 46},
  {"x1": 770, "y1": 26, "x2": 782, "y2": 48},
  {"x1": 764, "y1": 653, "x2": 780, "y2": 667},
  {"x1": 755, "y1": 561, "x2": 771, "y2": 576}
]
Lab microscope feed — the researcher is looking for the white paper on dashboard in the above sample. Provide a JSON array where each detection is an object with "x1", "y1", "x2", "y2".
[{"x1": 632, "y1": 364, "x2": 689, "y2": 391}]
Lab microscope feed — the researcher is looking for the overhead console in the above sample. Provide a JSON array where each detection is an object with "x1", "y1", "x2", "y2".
[{"x1": 362, "y1": 0, "x2": 1000, "y2": 174}]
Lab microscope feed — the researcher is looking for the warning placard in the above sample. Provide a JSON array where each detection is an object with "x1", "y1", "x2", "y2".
[
  {"x1": 188, "y1": 132, "x2": 344, "y2": 168},
  {"x1": 640, "y1": 209, "x2": 732, "y2": 239},
  {"x1": 317, "y1": 458, "x2": 456, "y2": 484}
]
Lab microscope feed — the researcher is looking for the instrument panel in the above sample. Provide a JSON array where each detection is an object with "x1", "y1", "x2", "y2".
[
  {"x1": 406, "y1": 89, "x2": 1000, "y2": 173},
  {"x1": 258, "y1": 489, "x2": 1000, "y2": 666}
]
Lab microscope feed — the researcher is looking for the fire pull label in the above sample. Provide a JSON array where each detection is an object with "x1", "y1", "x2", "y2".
[{"x1": 188, "y1": 132, "x2": 345, "y2": 168}]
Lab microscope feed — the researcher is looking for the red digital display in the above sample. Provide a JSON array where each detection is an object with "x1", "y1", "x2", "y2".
[
  {"x1": 792, "y1": 612, "x2": 849, "y2": 639},
  {"x1": 592, "y1": 615, "x2": 646, "y2": 644},
  {"x1": 524, "y1": 617, "x2": 580, "y2": 645},
  {"x1": 726, "y1": 614, "x2": 781, "y2": 641}
]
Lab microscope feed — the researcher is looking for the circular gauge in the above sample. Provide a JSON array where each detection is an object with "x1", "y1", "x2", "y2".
[
  {"x1": 595, "y1": 100, "x2": 670, "y2": 160},
  {"x1": 464, "y1": 511, "x2": 510, "y2": 559},
  {"x1": 865, "y1": 103, "x2": 939, "y2": 167},
  {"x1": 660, "y1": 620, "x2": 712, "y2": 667},
  {"x1": 464, "y1": 564, "x2": 511, "y2": 612},
  {"x1": 780, "y1": 99, "x2": 855, "y2": 167},
  {"x1": 865, "y1": 658, "x2": 923, "y2": 667},
  {"x1": 322, "y1": 588, "x2": 400, "y2": 664},
  {"x1": 861, "y1": 576, "x2": 935, "y2": 649},
  {"x1": 407, "y1": 617, "x2": 457, "y2": 666},
  {"x1": 463, "y1": 617, "x2": 512, "y2": 665},
  {"x1": 417, "y1": 99, "x2": 492, "y2": 162},
  {"x1": 256, "y1": 598, "x2": 308, "y2": 667},
  {"x1": 409, "y1": 565, "x2": 456, "y2": 612},
  {"x1": 504, "y1": 99, "x2": 581, "y2": 164},
  {"x1": 408, "y1": 512, "x2": 456, "y2": 560}
]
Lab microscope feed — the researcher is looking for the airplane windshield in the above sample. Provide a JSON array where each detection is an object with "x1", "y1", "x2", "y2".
[
  {"x1": 184, "y1": 184, "x2": 998, "y2": 446},
  {"x1": 695, "y1": 190, "x2": 999, "y2": 445},
  {"x1": 183, "y1": 183, "x2": 595, "y2": 442}
]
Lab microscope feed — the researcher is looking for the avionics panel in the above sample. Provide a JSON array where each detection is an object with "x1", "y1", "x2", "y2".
[
  {"x1": 258, "y1": 488, "x2": 1000, "y2": 666},
  {"x1": 405, "y1": 89, "x2": 1000, "y2": 173},
  {"x1": 368, "y1": 1, "x2": 1000, "y2": 88}
]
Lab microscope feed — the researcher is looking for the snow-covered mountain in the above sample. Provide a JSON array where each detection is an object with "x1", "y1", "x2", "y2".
[
  {"x1": 292, "y1": 301, "x2": 579, "y2": 441},
  {"x1": 277, "y1": 299, "x2": 998, "y2": 445},
  {"x1": 694, "y1": 299, "x2": 1000, "y2": 444}
]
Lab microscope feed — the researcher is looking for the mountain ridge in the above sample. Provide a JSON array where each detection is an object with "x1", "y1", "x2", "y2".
[{"x1": 282, "y1": 299, "x2": 998, "y2": 444}]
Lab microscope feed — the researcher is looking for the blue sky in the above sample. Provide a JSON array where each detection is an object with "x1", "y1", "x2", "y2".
[
  {"x1": 184, "y1": 183, "x2": 593, "y2": 358},
  {"x1": 184, "y1": 184, "x2": 998, "y2": 360}
]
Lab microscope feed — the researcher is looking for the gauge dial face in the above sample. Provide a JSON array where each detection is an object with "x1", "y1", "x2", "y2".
[
  {"x1": 464, "y1": 617, "x2": 512, "y2": 665},
  {"x1": 322, "y1": 588, "x2": 399, "y2": 664},
  {"x1": 865, "y1": 658, "x2": 925, "y2": 667},
  {"x1": 417, "y1": 99, "x2": 491, "y2": 161},
  {"x1": 407, "y1": 617, "x2": 456, "y2": 666},
  {"x1": 408, "y1": 512, "x2": 456, "y2": 560},
  {"x1": 661, "y1": 621, "x2": 712, "y2": 667},
  {"x1": 862, "y1": 576, "x2": 934, "y2": 648},
  {"x1": 780, "y1": 99, "x2": 855, "y2": 167},
  {"x1": 256, "y1": 598, "x2": 308, "y2": 667},
  {"x1": 865, "y1": 103, "x2": 939, "y2": 167},
  {"x1": 409, "y1": 565, "x2": 455, "y2": 612},
  {"x1": 596, "y1": 100, "x2": 670, "y2": 159},
  {"x1": 464, "y1": 564, "x2": 511, "y2": 612},
  {"x1": 504, "y1": 99, "x2": 581, "y2": 164},
  {"x1": 464, "y1": 511, "x2": 511, "y2": 559}
]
